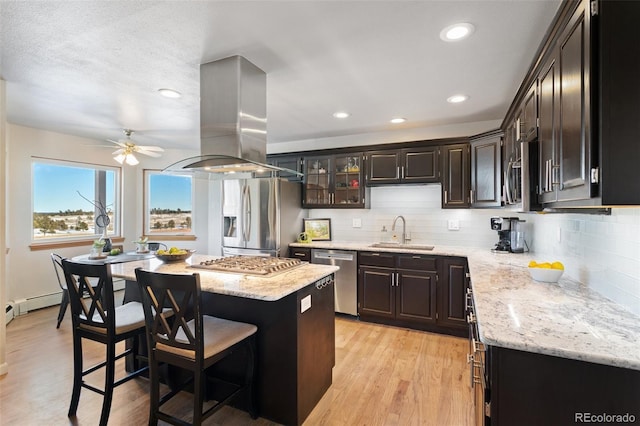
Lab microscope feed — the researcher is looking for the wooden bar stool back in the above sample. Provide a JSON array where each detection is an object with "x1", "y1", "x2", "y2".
[
  {"x1": 135, "y1": 268, "x2": 258, "y2": 426},
  {"x1": 62, "y1": 259, "x2": 148, "y2": 426}
]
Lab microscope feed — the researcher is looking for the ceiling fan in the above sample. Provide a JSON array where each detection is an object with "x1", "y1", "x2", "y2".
[{"x1": 107, "y1": 129, "x2": 164, "y2": 166}]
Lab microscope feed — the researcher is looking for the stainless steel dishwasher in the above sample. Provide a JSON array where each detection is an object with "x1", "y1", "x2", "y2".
[{"x1": 312, "y1": 249, "x2": 357, "y2": 316}]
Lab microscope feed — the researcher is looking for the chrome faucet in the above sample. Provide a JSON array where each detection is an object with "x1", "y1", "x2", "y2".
[{"x1": 392, "y1": 215, "x2": 407, "y2": 244}]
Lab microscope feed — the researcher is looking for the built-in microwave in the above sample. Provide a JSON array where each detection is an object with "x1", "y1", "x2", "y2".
[{"x1": 504, "y1": 140, "x2": 540, "y2": 212}]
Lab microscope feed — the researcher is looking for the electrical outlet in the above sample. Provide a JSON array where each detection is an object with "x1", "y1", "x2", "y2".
[
  {"x1": 557, "y1": 226, "x2": 562, "y2": 243},
  {"x1": 448, "y1": 219, "x2": 460, "y2": 231},
  {"x1": 352, "y1": 218, "x2": 362, "y2": 228}
]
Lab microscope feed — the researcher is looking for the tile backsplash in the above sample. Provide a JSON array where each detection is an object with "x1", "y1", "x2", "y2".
[{"x1": 307, "y1": 184, "x2": 640, "y2": 315}]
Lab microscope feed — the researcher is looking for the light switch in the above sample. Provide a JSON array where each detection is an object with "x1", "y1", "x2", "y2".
[{"x1": 352, "y1": 218, "x2": 362, "y2": 228}]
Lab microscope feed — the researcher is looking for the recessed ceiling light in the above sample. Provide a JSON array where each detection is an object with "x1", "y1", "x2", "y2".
[
  {"x1": 390, "y1": 118, "x2": 406, "y2": 124},
  {"x1": 158, "y1": 88, "x2": 182, "y2": 98},
  {"x1": 440, "y1": 23, "x2": 475, "y2": 42},
  {"x1": 333, "y1": 111, "x2": 350, "y2": 119},
  {"x1": 447, "y1": 94, "x2": 469, "y2": 104}
]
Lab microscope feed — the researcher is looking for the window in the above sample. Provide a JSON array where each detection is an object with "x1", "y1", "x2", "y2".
[
  {"x1": 144, "y1": 170, "x2": 193, "y2": 236},
  {"x1": 32, "y1": 159, "x2": 120, "y2": 242}
]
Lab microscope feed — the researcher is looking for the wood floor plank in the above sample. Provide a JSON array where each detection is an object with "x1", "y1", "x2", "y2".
[{"x1": 1, "y1": 305, "x2": 473, "y2": 425}]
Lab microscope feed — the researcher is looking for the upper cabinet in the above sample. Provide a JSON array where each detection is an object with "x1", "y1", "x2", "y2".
[
  {"x1": 470, "y1": 131, "x2": 502, "y2": 208},
  {"x1": 303, "y1": 153, "x2": 367, "y2": 208},
  {"x1": 506, "y1": 0, "x2": 640, "y2": 207},
  {"x1": 267, "y1": 154, "x2": 304, "y2": 182},
  {"x1": 366, "y1": 146, "x2": 440, "y2": 185},
  {"x1": 441, "y1": 143, "x2": 470, "y2": 209}
]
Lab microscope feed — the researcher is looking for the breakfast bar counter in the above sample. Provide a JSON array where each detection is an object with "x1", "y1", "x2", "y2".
[{"x1": 112, "y1": 254, "x2": 338, "y2": 426}]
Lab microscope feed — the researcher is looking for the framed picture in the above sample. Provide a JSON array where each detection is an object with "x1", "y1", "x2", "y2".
[{"x1": 303, "y1": 218, "x2": 332, "y2": 241}]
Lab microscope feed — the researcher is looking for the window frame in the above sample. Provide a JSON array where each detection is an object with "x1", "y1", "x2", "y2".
[
  {"x1": 30, "y1": 157, "x2": 122, "y2": 248},
  {"x1": 143, "y1": 169, "x2": 195, "y2": 239}
]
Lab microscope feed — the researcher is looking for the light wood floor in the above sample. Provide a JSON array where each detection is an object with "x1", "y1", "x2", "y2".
[{"x1": 0, "y1": 302, "x2": 473, "y2": 425}]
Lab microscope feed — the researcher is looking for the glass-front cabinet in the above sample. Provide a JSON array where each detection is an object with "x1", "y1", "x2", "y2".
[{"x1": 303, "y1": 153, "x2": 365, "y2": 208}]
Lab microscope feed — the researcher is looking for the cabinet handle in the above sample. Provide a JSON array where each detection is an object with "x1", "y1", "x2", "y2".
[
  {"x1": 444, "y1": 190, "x2": 448, "y2": 202},
  {"x1": 470, "y1": 189, "x2": 474, "y2": 203},
  {"x1": 293, "y1": 252, "x2": 306, "y2": 257},
  {"x1": 401, "y1": 166, "x2": 405, "y2": 179}
]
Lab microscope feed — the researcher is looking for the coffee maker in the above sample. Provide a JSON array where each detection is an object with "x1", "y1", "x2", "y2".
[{"x1": 490, "y1": 217, "x2": 526, "y2": 253}]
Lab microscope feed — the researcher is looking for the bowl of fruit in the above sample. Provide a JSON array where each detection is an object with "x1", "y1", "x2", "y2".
[
  {"x1": 528, "y1": 260, "x2": 564, "y2": 283},
  {"x1": 154, "y1": 247, "x2": 196, "y2": 263}
]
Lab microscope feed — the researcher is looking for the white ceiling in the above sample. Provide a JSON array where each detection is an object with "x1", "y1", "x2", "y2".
[{"x1": 0, "y1": 0, "x2": 561, "y2": 152}]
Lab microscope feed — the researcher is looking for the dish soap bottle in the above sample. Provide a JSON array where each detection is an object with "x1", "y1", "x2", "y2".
[{"x1": 380, "y1": 225, "x2": 389, "y2": 242}]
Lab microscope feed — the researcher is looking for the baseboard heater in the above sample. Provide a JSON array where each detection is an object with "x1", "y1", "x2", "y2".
[{"x1": 5, "y1": 303, "x2": 14, "y2": 325}]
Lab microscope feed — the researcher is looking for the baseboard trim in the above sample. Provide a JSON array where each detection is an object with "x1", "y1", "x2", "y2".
[{"x1": 9, "y1": 279, "x2": 126, "y2": 315}]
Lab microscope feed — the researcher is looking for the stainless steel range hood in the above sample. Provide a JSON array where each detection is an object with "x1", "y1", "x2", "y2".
[{"x1": 164, "y1": 56, "x2": 301, "y2": 179}]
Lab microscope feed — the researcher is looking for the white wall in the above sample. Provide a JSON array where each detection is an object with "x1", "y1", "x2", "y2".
[
  {"x1": 1, "y1": 79, "x2": 9, "y2": 376},
  {"x1": 5, "y1": 124, "x2": 206, "y2": 307}
]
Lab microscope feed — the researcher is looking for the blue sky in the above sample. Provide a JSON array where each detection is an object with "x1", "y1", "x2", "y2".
[{"x1": 33, "y1": 163, "x2": 191, "y2": 212}]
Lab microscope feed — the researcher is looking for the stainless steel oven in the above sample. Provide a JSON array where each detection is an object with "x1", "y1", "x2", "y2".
[{"x1": 467, "y1": 286, "x2": 489, "y2": 425}]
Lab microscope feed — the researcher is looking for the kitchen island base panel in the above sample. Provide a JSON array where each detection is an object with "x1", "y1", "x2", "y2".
[
  {"x1": 124, "y1": 276, "x2": 335, "y2": 426},
  {"x1": 489, "y1": 346, "x2": 640, "y2": 425}
]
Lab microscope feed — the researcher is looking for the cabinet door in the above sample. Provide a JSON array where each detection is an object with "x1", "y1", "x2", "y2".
[
  {"x1": 442, "y1": 143, "x2": 470, "y2": 208},
  {"x1": 522, "y1": 83, "x2": 538, "y2": 143},
  {"x1": 303, "y1": 156, "x2": 332, "y2": 207},
  {"x1": 470, "y1": 134, "x2": 502, "y2": 208},
  {"x1": 557, "y1": 0, "x2": 593, "y2": 202},
  {"x1": 358, "y1": 266, "x2": 395, "y2": 320},
  {"x1": 268, "y1": 155, "x2": 303, "y2": 181},
  {"x1": 402, "y1": 147, "x2": 440, "y2": 183},
  {"x1": 396, "y1": 269, "x2": 437, "y2": 324},
  {"x1": 538, "y1": 55, "x2": 559, "y2": 204},
  {"x1": 438, "y1": 258, "x2": 468, "y2": 330},
  {"x1": 333, "y1": 154, "x2": 364, "y2": 206},
  {"x1": 289, "y1": 247, "x2": 311, "y2": 262},
  {"x1": 366, "y1": 151, "x2": 401, "y2": 185}
]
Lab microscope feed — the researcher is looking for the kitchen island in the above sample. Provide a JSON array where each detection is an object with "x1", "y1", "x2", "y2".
[{"x1": 110, "y1": 254, "x2": 339, "y2": 426}]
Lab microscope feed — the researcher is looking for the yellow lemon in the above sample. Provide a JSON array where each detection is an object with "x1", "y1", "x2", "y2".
[
  {"x1": 551, "y1": 261, "x2": 565, "y2": 270},
  {"x1": 538, "y1": 262, "x2": 552, "y2": 269},
  {"x1": 528, "y1": 260, "x2": 538, "y2": 268}
]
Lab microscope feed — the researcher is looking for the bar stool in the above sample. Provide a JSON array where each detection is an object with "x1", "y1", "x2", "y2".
[
  {"x1": 135, "y1": 267, "x2": 258, "y2": 425},
  {"x1": 62, "y1": 259, "x2": 149, "y2": 426}
]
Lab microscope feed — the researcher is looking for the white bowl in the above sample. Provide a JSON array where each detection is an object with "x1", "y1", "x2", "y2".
[{"x1": 528, "y1": 267, "x2": 564, "y2": 283}]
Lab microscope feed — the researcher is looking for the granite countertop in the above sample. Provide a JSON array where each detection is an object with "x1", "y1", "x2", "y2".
[
  {"x1": 109, "y1": 254, "x2": 339, "y2": 301},
  {"x1": 290, "y1": 241, "x2": 640, "y2": 371}
]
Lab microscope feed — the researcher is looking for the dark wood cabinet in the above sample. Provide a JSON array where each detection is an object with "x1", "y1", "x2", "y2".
[
  {"x1": 470, "y1": 131, "x2": 502, "y2": 208},
  {"x1": 289, "y1": 246, "x2": 311, "y2": 262},
  {"x1": 441, "y1": 143, "x2": 470, "y2": 208},
  {"x1": 438, "y1": 257, "x2": 468, "y2": 330},
  {"x1": 358, "y1": 252, "x2": 467, "y2": 336},
  {"x1": 517, "y1": 83, "x2": 538, "y2": 144},
  {"x1": 506, "y1": 0, "x2": 640, "y2": 207},
  {"x1": 267, "y1": 154, "x2": 303, "y2": 182},
  {"x1": 555, "y1": 0, "x2": 593, "y2": 203},
  {"x1": 488, "y1": 346, "x2": 640, "y2": 425},
  {"x1": 303, "y1": 153, "x2": 366, "y2": 208},
  {"x1": 366, "y1": 146, "x2": 439, "y2": 185}
]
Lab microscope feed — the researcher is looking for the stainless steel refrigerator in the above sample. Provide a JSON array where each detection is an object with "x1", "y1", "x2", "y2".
[{"x1": 222, "y1": 178, "x2": 304, "y2": 257}]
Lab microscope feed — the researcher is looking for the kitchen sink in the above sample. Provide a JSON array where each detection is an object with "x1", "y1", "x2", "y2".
[{"x1": 369, "y1": 242, "x2": 435, "y2": 251}]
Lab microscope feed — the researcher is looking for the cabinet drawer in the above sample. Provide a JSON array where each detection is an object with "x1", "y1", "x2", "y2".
[
  {"x1": 397, "y1": 254, "x2": 437, "y2": 271},
  {"x1": 289, "y1": 247, "x2": 311, "y2": 262},
  {"x1": 358, "y1": 251, "x2": 396, "y2": 268}
]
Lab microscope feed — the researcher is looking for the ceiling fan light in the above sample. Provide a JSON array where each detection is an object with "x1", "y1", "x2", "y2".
[
  {"x1": 125, "y1": 154, "x2": 139, "y2": 166},
  {"x1": 114, "y1": 154, "x2": 126, "y2": 164}
]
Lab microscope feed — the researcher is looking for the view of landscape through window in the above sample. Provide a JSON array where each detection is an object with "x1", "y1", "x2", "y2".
[
  {"x1": 146, "y1": 172, "x2": 193, "y2": 235},
  {"x1": 32, "y1": 161, "x2": 118, "y2": 240}
]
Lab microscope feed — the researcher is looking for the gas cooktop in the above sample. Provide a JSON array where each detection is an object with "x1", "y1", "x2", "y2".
[{"x1": 191, "y1": 255, "x2": 304, "y2": 276}]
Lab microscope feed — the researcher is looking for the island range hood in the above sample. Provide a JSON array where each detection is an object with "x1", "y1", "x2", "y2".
[{"x1": 164, "y1": 55, "x2": 301, "y2": 179}]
